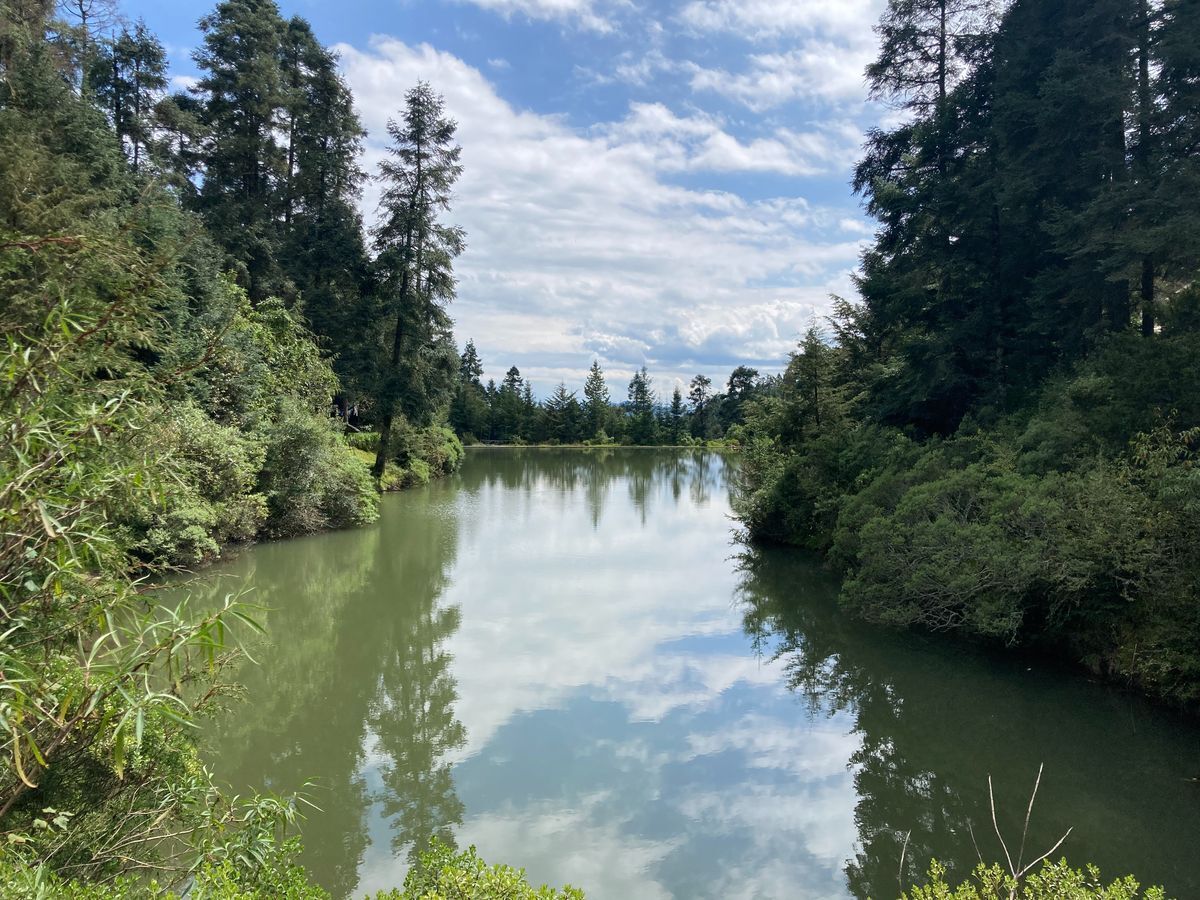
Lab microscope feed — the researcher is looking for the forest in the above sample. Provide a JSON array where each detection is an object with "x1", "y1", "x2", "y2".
[
  {"x1": 446, "y1": 348, "x2": 762, "y2": 446},
  {"x1": 733, "y1": 0, "x2": 1200, "y2": 708},
  {"x1": 0, "y1": 0, "x2": 1196, "y2": 896}
]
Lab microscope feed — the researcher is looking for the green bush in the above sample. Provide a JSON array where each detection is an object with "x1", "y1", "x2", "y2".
[
  {"x1": 905, "y1": 860, "x2": 1167, "y2": 900},
  {"x1": 345, "y1": 430, "x2": 380, "y2": 453},
  {"x1": 128, "y1": 402, "x2": 269, "y2": 566},
  {"x1": 375, "y1": 841, "x2": 584, "y2": 900},
  {"x1": 736, "y1": 330, "x2": 1200, "y2": 706},
  {"x1": 0, "y1": 840, "x2": 583, "y2": 900},
  {"x1": 259, "y1": 399, "x2": 378, "y2": 538},
  {"x1": 377, "y1": 423, "x2": 465, "y2": 491}
]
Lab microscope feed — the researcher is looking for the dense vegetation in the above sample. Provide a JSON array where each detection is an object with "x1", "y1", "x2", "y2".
[
  {"x1": 1, "y1": 0, "x2": 1190, "y2": 893},
  {"x1": 448, "y1": 348, "x2": 763, "y2": 447},
  {"x1": 0, "y1": 0, "x2": 465, "y2": 891},
  {"x1": 0, "y1": 839, "x2": 584, "y2": 898},
  {"x1": 735, "y1": 0, "x2": 1200, "y2": 706}
]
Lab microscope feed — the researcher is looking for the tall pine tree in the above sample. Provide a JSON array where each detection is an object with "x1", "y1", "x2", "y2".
[{"x1": 371, "y1": 82, "x2": 464, "y2": 476}]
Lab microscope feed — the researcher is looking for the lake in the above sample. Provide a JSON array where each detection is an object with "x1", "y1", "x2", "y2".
[{"x1": 176, "y1": 448, "x2": 1200, "y2": 899}]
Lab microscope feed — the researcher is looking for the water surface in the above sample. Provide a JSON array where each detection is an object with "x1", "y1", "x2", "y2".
[{"x1": 181, "y1": 449, "x2": 1200, "y2": 899}]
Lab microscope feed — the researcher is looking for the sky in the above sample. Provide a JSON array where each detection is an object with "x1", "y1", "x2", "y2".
[{"x1": 120, "y1": 0, "x2": 889, "y2": 397}]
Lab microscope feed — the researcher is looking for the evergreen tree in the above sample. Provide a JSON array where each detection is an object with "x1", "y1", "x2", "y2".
[
  {"x1": 483, "y1": 377, "x2": 498, "y2": 440},
  {"x1": 626, "y1": 366, "x2": 656, "y2": 445},
  {"x1": 448, "y1": 340, "x2": 487, "y2": 438},
  {"x1": 722, "y1": 365, "x2": 761, "y2": 429},
  {"x1": 544, "y1": 383, "x2": 581, "y2": 443},
  {"x1": 493, "y1": 366, "x2": 525, "y2": 442},
  {"x1": 688, "y1": 373, "x2": 712, "y2": 438},
  {"x1": 278, "y1": 25, "x2": 370, "y2": 395},
  {"x1": 459, "y1": 338, "x2": 483, "y2": 383},
  {"x1": 151, "y1": 90, "x2": 206, "y2": 190},
  {"x1": 371, "y1": 82, "x2": 464, "y2": 476},
  {"x1": 867, "y1": 0, "x2": 994, "y2": 116},
  {"x1": 582, "y1": 359, "x2": 610, "y2": 438},
  {"x1": 520, "y1": 380, "x2": 537, "y2": 440},
  {"x1": 668, "y1": 386, "x2": 686, "y2": 444},
  {"x1": 0, "y1": 1, "x2": 54, "y2": 72},
  {"x1": 58, "y1": 0, "x2": 118, "y2": 84},
  {"x1": 192, "y1": 0, "x2": 288, "y2": 301},
  {"x1": 1155, "y1": 0, "x2": 1200, "y2": 295},
  {"x1": 90, "y1": 21, "x2": 167, "y2": 172}
]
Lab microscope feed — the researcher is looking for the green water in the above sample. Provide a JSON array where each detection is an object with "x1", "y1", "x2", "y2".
[{"x1": 181, "y1": 449, "x2": 1200, "y2": 899}]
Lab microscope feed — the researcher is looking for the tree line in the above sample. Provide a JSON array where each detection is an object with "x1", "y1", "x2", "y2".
[
  {"x1": 735, "y1": 0, "x2": 1200, "y2": 708},
  {"x1": 448, "y1": 342, "x2": 768, "y2": 445}
]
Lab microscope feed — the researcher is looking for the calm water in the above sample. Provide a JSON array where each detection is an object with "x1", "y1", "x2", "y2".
[{"x1": 178, "y1": 449, "x2": 1200, "y2": 899}]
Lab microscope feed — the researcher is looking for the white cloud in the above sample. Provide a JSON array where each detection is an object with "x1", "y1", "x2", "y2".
[
  {"x1": 687, "y1": 44, "x2": 873, "y2": 111},
  {"x1": 676, "y1": 0, "x2": 886, "y2": 115},
  {"x1": 600, "y1": 102, "x2": 863, "y2": 177},
  {"x1": 486, "y1": 57, "x2": 511, "y2": 70},
  {"x1": 169, "y1": 74, "x2": 199, "y2": 92},
  {"x1": 678, "y1": 0, "x2": 884, "y2": 42},
  {"x1": 454, "y1": 0, "x2": 621, "y2": 32},
  {"x1": 337, "y1": 38, "x2": 868, "y2": 391}
]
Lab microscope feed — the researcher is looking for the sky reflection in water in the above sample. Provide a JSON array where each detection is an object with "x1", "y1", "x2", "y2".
[{"x1": 183, "y1": 449, "x2": 1200, "y2": 900}]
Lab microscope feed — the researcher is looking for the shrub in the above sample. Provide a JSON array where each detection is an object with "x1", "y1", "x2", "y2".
[
  {"x1": 127, "y1": 403, "x2": 269, "y2": 566},
  {"x1": 906, "y1": 860, "x2": 1167, "y2": 900},
  {"x1": 0, "y1": 840, "x2": 584, "y2": 900},
  {"x1": 345, "y1": 430, "x2": 380, "y2": 453},
  {"x1": 375, "y1": 841, "x2": 584, "y2": 900}
]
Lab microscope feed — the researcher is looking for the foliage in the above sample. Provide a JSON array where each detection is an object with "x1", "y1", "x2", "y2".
[
  {"x1": 442, "y1": 351, "x2": 758, "y2": 448},
  {"x1": 734, "y1": 0, "x2": 1200, "y2": 708},
  {"x1": 737, "y1": 328, "x2": 1200, "y2": 705},
  {"x1": 376, "y1": 840, "x2": 585, "y2": 900},
  {"x1": 905, "y1": 860, "x2": 1167, "y2": 900},
  {"x1": 0, "y1": 838, "x2": 587, "y2": 899},
  {"x1": 0, "y1": 6, "x2": 395, "y2": 892}
]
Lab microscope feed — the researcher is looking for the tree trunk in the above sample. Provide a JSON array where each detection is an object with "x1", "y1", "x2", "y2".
[
  {"x1": 1137, "y1": 0, "x2": 1155, "y2": 336},
  {"x1": 1141, "y1": 255, "x2": 1155, "y2": 336}
]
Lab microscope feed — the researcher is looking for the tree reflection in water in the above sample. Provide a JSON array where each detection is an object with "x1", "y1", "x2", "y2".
[
  {"x1": 457, "y1": 448, "x2": 725, "y2": 529},
  {"x1": 736, "y1": 547, "x2": 1200, "y2": 900},
  {"x1": 187, "y1": 477, "x2": 467, "y2": 896},
  {"x1": 177, "y1": 450, "x2": 1200, "y2": 900}
]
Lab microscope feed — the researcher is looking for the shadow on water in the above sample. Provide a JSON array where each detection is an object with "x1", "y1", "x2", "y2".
[{"x1": 736, "y1": 547, "x2": 1200, "y2": 899}]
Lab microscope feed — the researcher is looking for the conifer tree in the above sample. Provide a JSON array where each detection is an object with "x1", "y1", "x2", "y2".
[
  {"x1": 688, "y1": 374, "x2": 712, "y2": 439},
  {"x1": 583, "y1": 360, "x2": 610, "y2": 438},
  {"x1": 1155, "y1": 0, "x2": 1200, "y2": 292},
  {"x1": 91, "y1": 21, "x2": 167, "y2": 172},
  {"x1": 459, "y1": 339, "x2": 483, "y2": 383},
  {"x1": 192, "y1": 0, "x2": 288, "y2": 301},
  {"x1": 626, "y1": 366, "x2": 656, "y2": 445},
  {"x1": 371, "y1": 81, "x2": 464, "y2": 476},
  {"x1": 449, "y1": 340, "x2": 487, "y2": 438},
  {"x1": 279, "y1": 25, "x2": 370, "y2": 391},
  {"x1": 668, "y1": 386, "x2": 686, "y2": 444}
]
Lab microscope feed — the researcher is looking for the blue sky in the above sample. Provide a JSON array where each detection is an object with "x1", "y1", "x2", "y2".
[{"x1": 121, "y1": 0, "x2": 889, "y2": 396}]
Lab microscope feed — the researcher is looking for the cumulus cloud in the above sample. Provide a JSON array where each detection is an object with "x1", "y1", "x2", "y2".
[
  {"x1": 337, "y1": 38, "x2": 868, "y2": 392},
  {"x1": 687, "y1": 45, "x2": 874, "y2": 111},
  {"x1": 454, "y1": 0, "x2": 622, "y2": 32},
  {"x1": 679, "y1": 0, "x2": 884, "y2": 41},
  {"x1": 676, "y1": 0, "x2": 886, "y2": 116}
]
